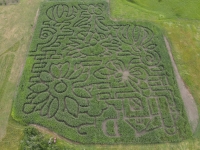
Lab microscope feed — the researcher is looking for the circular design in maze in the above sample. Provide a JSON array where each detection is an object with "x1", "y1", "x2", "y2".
[
  {"x1": 55, "y1": 82, "x2": 67, "y2": 93},
  {"x1": 15, "y1": 1, "x2": 191, "y2": 144}
]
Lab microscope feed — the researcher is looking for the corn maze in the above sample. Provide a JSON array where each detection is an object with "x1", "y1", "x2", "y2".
[{"x1": 13, "y1": 1, "x2": 191, "y2": 144}]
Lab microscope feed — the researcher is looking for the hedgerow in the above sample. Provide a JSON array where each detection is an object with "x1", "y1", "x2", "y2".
[{"x1": 12, "y1": 0, "x2": 192, "y2": 144}]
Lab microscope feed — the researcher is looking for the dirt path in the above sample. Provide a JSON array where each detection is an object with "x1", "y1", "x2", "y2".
[
  {"x1": 33, "y1": 8, "x2": 39, "y2": 30},
  {"x1": 164, "y1": 37, "x2": 199, "y2": 133}
]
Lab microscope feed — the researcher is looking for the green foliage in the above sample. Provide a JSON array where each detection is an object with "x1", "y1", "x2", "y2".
[
  {"x1": 12, "y1": 0, "x2": 192, "y2": 144},
  {"x1": 146, "y1": 116, "x2": 162, "y2": 131},
  {"x1": 30, "y1": 83, "x2": 48, "y2": 93},
  {"x1": 74, "y1": 88, "x2": 91, "y2": 98},
  {"x1": 159, "y1": 97, "x2": 174, "y2": 127},
  {"x1": 127, "y1": 118, "x2": 150, "y2": 132},
  {"x1": 106, "y1": 120, "x2": 116, "y2": 136},
  {"x1": 126, "y1": 0, "x2": 200, "y2": 20},
  {"x1": 149, "y1": 98, "x2": 159, "y2": 115},
  {"x1": 65, "y1": 97, "x2": 78, "y2": 117},
  {"x1": 20, "y1": 127, "x2": 65, "y2": 150},
  {"x1": 103, "y1": 106, "x2": 117, "y2": 119},
  {"x1": 106, "y1": 100, "x2": 122, "y2": 110}
]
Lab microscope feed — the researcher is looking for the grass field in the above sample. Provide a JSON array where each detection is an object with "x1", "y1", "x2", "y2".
[
  {"x1": 0, "y1": 0, "x2": 200, "y2": 149},
  {"x1": 0, "y1": 117, "x2": 24, "y2": 150},
  {"x1": 0, "y1": 0, "x2": 42, "y2": 145},
  {"x1": 110, "y1": 0, "x2": 200, "y2": 21},
  {"x1": 126, "y1": 0, "x2": 200, "y2": 20},
  {"x1": 0, "y1": 44, "x2": 15, "y2": 139}
]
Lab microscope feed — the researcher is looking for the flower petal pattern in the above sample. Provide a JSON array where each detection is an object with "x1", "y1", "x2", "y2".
[
  {"x1": 29, "y1": 83, "x2": 48, "y2": 93},
  {"x1": 23, "y1": 103, "x2": 36, "y2": 113},
  {"x1": 73, "y1": 88, "x2": 91, "y2": 98},
  {"x1": 60, "y1": 62, "x2": 70, "y2": 78},
  {"x1": 65, "y1": 97, "x2": 78, "y2": 117},
  {"x1": 32, "y1": 92, "x2": 49, "y2": 104},
  {"x1": 40, "y1": 72, "x2": 53, "y2": 82},
  {"x1": 49, "y1": 98, "x2": 59, "y2": 118},
  {"x1": 51, "y1": 64, "x2": 60, "y2": 78}
]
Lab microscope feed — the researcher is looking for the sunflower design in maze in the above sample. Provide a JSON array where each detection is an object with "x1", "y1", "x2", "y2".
[{"x1": 18, "y1": 1, "x2": 191, "y2": 143}]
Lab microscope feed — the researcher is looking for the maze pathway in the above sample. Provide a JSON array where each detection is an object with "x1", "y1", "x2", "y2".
[{"x1": 13, "y1": 0, "x2": 191, "y2": 144}]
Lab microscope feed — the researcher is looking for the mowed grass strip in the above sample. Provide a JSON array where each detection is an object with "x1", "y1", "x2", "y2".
[
  {"x1": 0, "y1": 0, "x2": 42, "y2": 144},
  {"x1": 110, "y1": 0, "x2": 200, "y2": 21},
  {"x1": 0, "y1": 52, "x2": 15, "y2": 140}
]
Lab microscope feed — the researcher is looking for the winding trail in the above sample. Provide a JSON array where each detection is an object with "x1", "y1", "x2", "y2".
[{"x1": 164, "y1": 36, "x2": 199, "y2": 132}]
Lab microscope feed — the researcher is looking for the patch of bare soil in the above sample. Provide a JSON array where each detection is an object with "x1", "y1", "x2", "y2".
[
  {"x1": 164, "y1": 37, "x2": 199, "y2": 133},
  {"x1": 122, "y1": 70, "x2": 129, "y2": 81},
  {"x1": 33, "y1": 9, "x2": 39, "y2": 30}
]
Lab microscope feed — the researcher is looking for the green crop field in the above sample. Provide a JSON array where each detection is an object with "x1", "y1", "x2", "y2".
[{"x1": 12, "y1": 0, "x2": 191, "y2": 144}]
